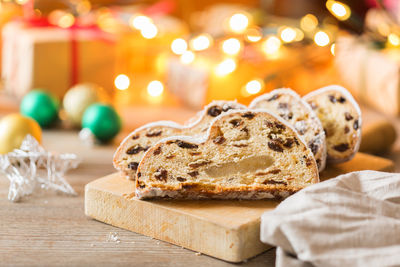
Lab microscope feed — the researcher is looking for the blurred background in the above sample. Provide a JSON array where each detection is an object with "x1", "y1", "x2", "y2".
[{"x1": 0, "y1": 0, "x2": 399, "y2": 151}]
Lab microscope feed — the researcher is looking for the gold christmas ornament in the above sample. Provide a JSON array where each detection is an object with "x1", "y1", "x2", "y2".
[
  {"x1": 0, "y1": 113, "x2": 42, "y2": 154},
  {"x1": 63, "y1": 83, "x2": 100, "y2": 126}
]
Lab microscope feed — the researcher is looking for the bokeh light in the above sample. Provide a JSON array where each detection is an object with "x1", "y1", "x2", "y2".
[
  {"x1": 130, "y1": 15, "x2": 152, "y2": 30},
  {"x1": 180, "y1": 51, "x2": 195, "y2": 64},
  {"x1": 300, "y1": 14, "x2": 318, "y2": 32},
  {"x1": 114, "y1": 74, "x2": 130, "y2": 90},
  {"x1": 147, "y1": 81, "x2": 164, "y2": 97},
  {"x1": 215, "y1": 59, "x2": 237, "y2": 76},
  {"x1": 326, "y1": 0, "x2": 351, "y2": 21},
  {"x1": 229, "y1": 13, "x2": 249, "y2": 33},
  {"x1": 171, "y1": 38, "x2": 188, "y2": 55},
  {"x1": 245, "y1": 27, "x2": 262, "y2": 42},
  {"x1": 388, "y1": 33, "x2": 400, "y2": 46},
  {"x1": 190, "y1": 34, "x2": 212, "y2": 51},
  {"x1": 245, "y1": 80, "x2": 263, "y2": 94},
  {"x1": 262, "y1": 36, "x2": 281, "y2": 55},
  {"x1": 280, "y1": 27, "x2": 296, "y2": 43},
  {"x1": 140, "y1": 23, "x2": 158, "y2": 39},
  {"x1": 314, "y1": 31, "x2": 330, "y2": 46},
  {"x1": 222, "y1": 38, "x2": 241, "y2": 55},
  {"x1": 330, "y1": 43, "x2": 336, "y2": 55}
]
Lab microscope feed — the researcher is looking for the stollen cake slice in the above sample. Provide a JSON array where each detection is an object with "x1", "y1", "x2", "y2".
[
  {"x1": 249, "y1": 88, "x2": 326, "y2": 172},
  {"x1": 303, "y1": 85, "x2": 362, "y2": 163},
  {"x1": 113, "y1": 101, "x2": 246, "y2": 180},
  {"x1": 136, "y1": 110, "x2": 319, "y2": 200}
]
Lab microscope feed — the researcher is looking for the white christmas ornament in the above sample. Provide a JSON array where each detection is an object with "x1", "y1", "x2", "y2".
[{"x1": 0, "y1": 135, "x2": 80, "y2": 202}]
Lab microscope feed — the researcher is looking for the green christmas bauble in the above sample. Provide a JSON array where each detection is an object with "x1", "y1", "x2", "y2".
[
  {"x1": 81, "y1": 103, "x2": 121, "y2": 142},
  {"x1": 20, "y1": 90, "x2": 59, "y2": 128}
]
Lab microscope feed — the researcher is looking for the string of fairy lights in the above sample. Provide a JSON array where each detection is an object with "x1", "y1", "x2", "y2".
[
  {"x1": 4, "y1": 0, "x2": 400, "y2": 101},
  {"x1": 113, "y1": 0, "x2": 356, "y2": 99}
]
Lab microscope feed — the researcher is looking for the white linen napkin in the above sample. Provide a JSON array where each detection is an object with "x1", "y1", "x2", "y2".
[{"x1": 260, "y1": 171, "x2": 400, "y2": 267}]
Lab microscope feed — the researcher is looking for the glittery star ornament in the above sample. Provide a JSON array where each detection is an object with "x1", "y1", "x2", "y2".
[{"x1": 0, "y1": 135, "x2": 80, "y2": 202}]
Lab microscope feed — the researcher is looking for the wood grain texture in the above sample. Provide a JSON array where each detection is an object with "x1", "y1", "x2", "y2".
[
  {"x1": 0, "y1": 130, "x2": 276, "y2": 267},
  {"x1": 85, "y1": 153, "x2": 394, "y2": 263}
]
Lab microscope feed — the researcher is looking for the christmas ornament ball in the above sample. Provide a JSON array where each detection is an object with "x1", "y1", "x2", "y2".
[
  {"x1": 63, "y1": 83, "x2": 100, "y2": 126},
  {"x1": 20, "y1": 90, "x2": 59, "y2": 128},
  {"x1": 81, "y1": 104, "x2": 121, "y2": 142},
  {"x1": 0, "y1": 113, "x2": 42, "y2": 154}
]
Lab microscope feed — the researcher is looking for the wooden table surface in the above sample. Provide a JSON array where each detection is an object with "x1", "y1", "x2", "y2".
[
  {"x1": 0, "y1": 129, "x2": 277, "y2": 266},
  {"x1": 1, "y1": 109, "x2": 400, "y2": 266}
]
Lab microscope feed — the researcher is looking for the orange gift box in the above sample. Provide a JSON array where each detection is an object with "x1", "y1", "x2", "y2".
[{"x1": 2, "y1": 20, "x2": 117, "y2": 99}]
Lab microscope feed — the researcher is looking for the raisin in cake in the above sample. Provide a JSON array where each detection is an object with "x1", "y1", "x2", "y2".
[
  {"x1": 303, "y1": 85, "x2": 362, "y2": 163},
  {"x1": 113, "y1": 101, "x2": 246, "y2": 180},
  {"x1": 249, "y1": 88, "x2": 326, "y2": 171},
  {"x1": 136, "y1": 110, "x2": 319, "y2": 200}
]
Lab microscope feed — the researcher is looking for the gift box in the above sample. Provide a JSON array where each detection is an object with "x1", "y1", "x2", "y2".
[
  {"x1": 2, "y1": 20, "x2": 116, "y2": 99},
  {"x1": 0, "y1": 3, "x2": 23, "y2": 75},
  {"x1": 335, "y1": 35, "x2": 400, "y2": 116}
]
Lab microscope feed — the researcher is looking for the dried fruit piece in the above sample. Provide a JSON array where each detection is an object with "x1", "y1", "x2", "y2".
[
  {"x1": 267, "y1": 94, "x2": 280, "y2": 101},
  {"x1": 256, "y1": 169, "x2": 281, "y2": 175},
  {"x1": 229, "y1": 119, "x2": 242, "y2": 127},
  {"x1": 308, "y1": 141, "x2": 319, "y2": 155},
  {"x1": 146, "y1": 130, "x2": 162, "y2": 137},
  {"x1": 283, "y1": 138, "x2": 295, "y2": 148},
  {"x1": 128, "y1": 162, "x2": 139, "y2": 170},
  {"x1": 263, "y1": 180, "x2": 287, "y2": 185},
  {"x1": 177, "y1": 141, "x2": 198, "y2": 149},
  {"x1": 274, "y1": 122, "x2": 286, "y2": 130},
  {"x1": 153, "y1": 146, "x2": 162, "y2": 155},
  {"x1": 241, "y1": 112, "x2": 255, "y2": 119},
  {"x1": 154, "y1": 168, "x2": 168, "y2": 182},
  {"x1": 213, "y1": 136, "x2": 226, "y2": 145},
  {"x1": 353, "y1": 120, "x2": 359, "y2": 130},
  {"x1": 189, "y1": 160, "x2": 211, "y2": 168},
  {"x1": 344, "y1": 112, "x2": 353, "y2": 121},
  {"x1": 268, "y1": 141, "x2": 284, "y2": 152},
  {"x1": 126, "y1": 145, "x2": 148, "y2": 155},
  {"x1": 233, "y1": 144, "x2": 248, "y2": 147},
  {"x1": 207, "y1": 106, "x2": 222, "y2": 117},
  {"x1": 188, "y1": 171, "x2": 199, "y2": 177},
  {"x1": 333, "y1": 143, "x2": 349, "y2": 152}
]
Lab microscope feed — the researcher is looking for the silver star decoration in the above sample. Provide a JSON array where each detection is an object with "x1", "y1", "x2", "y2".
[{"x1": 0, "y1": 135, "x2": 80, "y2": 202}]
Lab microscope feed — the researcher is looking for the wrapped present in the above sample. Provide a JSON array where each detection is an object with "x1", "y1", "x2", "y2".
[
  {"x1": 2, "y1": 19, "x2": 116, "y2": 99},
  {"x1": 335, "y1": 36, "x2": 400, "y2": 115},
  {"x1": 0, "y1": 2, "x2": 23, "y2": 75}
]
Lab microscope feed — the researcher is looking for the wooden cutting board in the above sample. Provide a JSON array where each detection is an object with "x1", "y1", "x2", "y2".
[{"x1": 85, "y1": 153, "x2": 394, "y2": 263}]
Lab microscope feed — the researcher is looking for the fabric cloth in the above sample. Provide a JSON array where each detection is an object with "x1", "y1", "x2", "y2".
[{"x1": 260, "y1": 171, "x2": 400, "y2": 267}]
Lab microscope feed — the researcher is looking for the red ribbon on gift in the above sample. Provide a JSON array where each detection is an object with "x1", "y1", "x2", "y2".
[{"x1": 16, "y1": 13, "x2": 112, "y2": 88}]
